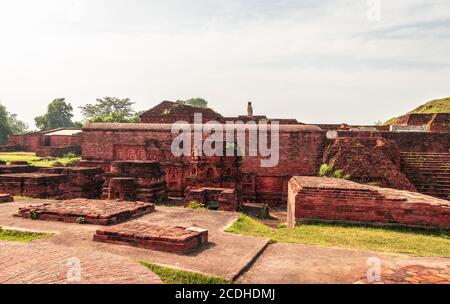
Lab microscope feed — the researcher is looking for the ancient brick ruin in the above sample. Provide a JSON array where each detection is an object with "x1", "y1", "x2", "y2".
[
  {"x1": 6, "y1": 128, "x2": 82, "y2": 156},
  {"x1": 0, "y1": 164, "x2": 103, "y2": 199},
  {"x1": 185, "y1": 187, "x2": 239, "y2": 211},
  {"x1": 0, "y1": 101, "x2": 448, "y2": 231},
  {"x1": 16, "y1": 199, "x2": 155, "y2": 225},
  {"x1": 288, "y1": 177, "x2": 450, "y2": 229},
  {"x1": 102, "y1": 161, "x2": 167, "y2": 202},
  {"x1": 93, "y1": 222, "x2": 208, "y2": 254},
  {"x1": 0, "y1": 194, "x2": 13, "y2": 203}
]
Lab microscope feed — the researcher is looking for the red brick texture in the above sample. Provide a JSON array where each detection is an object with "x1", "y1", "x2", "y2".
[
  {"x1": 0, "y1": 166, "x2": 104, "y2": 199},
  {"x1": 81, "y1": 123, "x2": 325, "y2": 205},
  {"x1": 0, "y1": 194, "x2": 13, "y2": 203},
  {"x1": 93, "y1": 222, "x2": 208, "y2": 254},
  {"x1": 102, "y1": 161, "x2": 167, "y2": 202},
  {"x1": 287, "y1": 177, "x2": 450, "y2": 229},
  {"x1": 336, "y1": 131, "x2": 450, "y2": 153},
  {"x1": 401, "y1": 152, "x2": 450, "y2": 200},
  {"x1": 16, "y1": 199, "x2": 155, "y2": 225},
  {"x1": 184, "y1": 187, "x2": 239, "y2": 211},
  {"x1": 323, "y1": 137, "x2": 416, "y2": 191}
]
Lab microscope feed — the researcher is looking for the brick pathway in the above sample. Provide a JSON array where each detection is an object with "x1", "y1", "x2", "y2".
[
  {"x1": 355, "y1": 265, "x2": 450, "y2": 284},
  {"x1": 0, "y1": 241, "x2": 161, "y2": 284}
]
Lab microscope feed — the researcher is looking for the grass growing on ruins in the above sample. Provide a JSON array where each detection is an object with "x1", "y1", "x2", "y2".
[
  {"x1": 140, "y1": 262, "x2": 230, "y2": 284},
  {"x1": 226, "y1": 214, "x2": 450, "y2": 258},
  {"x1": 0, "y1": 228, "x2": 52, "y2": 242},
  {"x1": 0, "y1": 152, "x2": 80, "y2": 167}
]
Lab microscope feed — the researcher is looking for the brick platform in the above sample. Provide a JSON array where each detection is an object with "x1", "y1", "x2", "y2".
[
  {"x1": 0, "y1": 194, "x2": 13, "y2": 203},
  {"x1": 288, "y1": 177, "x2": 450, "y2": 229},
  {"x1": 16, "y1": 199, "x2": 155, "y2": 225},
  {"x1": 93, "y1": 222, "x2": 208, "y2": 254}
]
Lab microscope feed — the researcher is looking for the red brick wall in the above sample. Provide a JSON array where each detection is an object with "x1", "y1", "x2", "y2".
[
  {"x1": 81, "y1": 124, "x2": 325, "y2": 204},
  {"x1": 337, "y1": 131, "x2": 450, "y2": 153},
  {"x1": 288, "y1": 177, "x2": 450, "y2": 229}
]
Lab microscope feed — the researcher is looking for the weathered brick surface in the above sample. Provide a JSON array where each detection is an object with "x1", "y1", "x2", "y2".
[
  {"x1": 94, "y1": 222, "x2": 208, "y2": 254},
  {"x1": 16, "y1": 199, "x2": 155, "y2": 225},
  {"x1": 81, "y1": 123, "x2": 325, "y2": 205},
  {"x1": 185, "y1": 187, "x2": 239, "y2": 211},
  {"x1": 288, "y1": 176, "x2": 450, "y2": 229},
  {"x1": 102, "y1": 161, "x2": 167, "y2": 202},
  {"x1": 323, "y1": 137, "x2": 416, "y2": 191},
  {"x1": 401, "y1": 152, "x2": 450, "y2": 200},
  {"x1": 0, "y1": 166, "x2": 104, "y2": 199},
  {"x1": 0, "y1": 241, "x2": 161, "y2": 284},
  {"x1": 337, "y1": 130, "x2": 450, "y2": 153},
  {"x1": 0, "y1": 173, "x2": 67, "y2": 198},
  {"x1": 0, "y1": 164, "x2": 37, "y2": 174},
  {"x1": 355, "y1": 265, "x2": 450, "y2": 284},
  {"x1": 0, "y1": 194, "x2": 13, "y2": 203}
]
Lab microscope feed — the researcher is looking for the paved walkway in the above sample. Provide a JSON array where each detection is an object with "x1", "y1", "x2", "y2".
[
  {"x1": 236, "y1": 243, "x2": 450, "y2": 284},
  {"x1": 0, "y1": 200, "x2": 269, "y2": 282},
  {"x1": 2, "y1": 199, "x2": 450, "y2": 284},
  {"x1": 0, "y1": 241, "x2": 161, "y2": 284}
]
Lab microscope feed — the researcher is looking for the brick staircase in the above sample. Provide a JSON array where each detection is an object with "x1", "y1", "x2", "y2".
[{"x1": 400, "y1": 152, "x2": 450, "y2": 200}]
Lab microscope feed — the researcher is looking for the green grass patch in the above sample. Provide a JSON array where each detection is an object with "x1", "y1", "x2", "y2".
[
  {"x1": 140, "y1": 262, "x2": 230, "y2": 284},
  {"x1": 0, "y1": 228, "x2": 53, "y2": 242},
  {"x1": 384, "y1": 97, "x2": 450, "y2": 125},
  {"x1": 226, "y1": 214, "x2": 450, "y2": 258},
  {"x1": 0, "y1": 152, "x2": 80, "y2": 167}
]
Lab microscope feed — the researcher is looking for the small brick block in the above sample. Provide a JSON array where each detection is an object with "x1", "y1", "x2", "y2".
[{"x1": 93, "y1": 222, "x2": 208, "y2": 254}]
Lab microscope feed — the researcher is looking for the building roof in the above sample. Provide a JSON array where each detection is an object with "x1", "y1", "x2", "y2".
[{"x1": 44, "y1": 129, "x2": 82, "y2": 136}]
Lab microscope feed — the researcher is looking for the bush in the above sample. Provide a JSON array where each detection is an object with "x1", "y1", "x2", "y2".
[
  {"x1": 319, "y1": 163, "x2": 351, "y2": 180},
  {"x1": 187, "y1": 201, "x2": 206, "y2": 210},
  {"x1": 62, "y1": 153, "x2": 80, "y2": 159}
]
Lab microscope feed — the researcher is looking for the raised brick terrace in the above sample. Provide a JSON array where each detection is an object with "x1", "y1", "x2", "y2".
[
  {"x1": 94, "y1": 222, "x2": 208, "y2": 254},
  {"x1": 401, "y1": 152, "x2": 450, "y2": 200},
  {"x1": 16, "y1": 199, "x2": 155, "y2": 225},
  {"x1": 0, "y1": 194, "x2": 13, "y2": 203},
  {"x1": 288, "y1": 176, "x2": 450, "y2": 229}
]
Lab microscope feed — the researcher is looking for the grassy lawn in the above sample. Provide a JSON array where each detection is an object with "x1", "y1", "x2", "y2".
[
  {"x1": 0, "y1": 152, "x2": 80, "y2": 167},
  {"x1": 140, "y1": 262, "x2": 230, "y2": 284},
  {"x1": 226, "y1": 214, "x2": 450, "y2": 258},
  {"x1": 0, "y1": 228, "x2": 52, "y2": 242}
]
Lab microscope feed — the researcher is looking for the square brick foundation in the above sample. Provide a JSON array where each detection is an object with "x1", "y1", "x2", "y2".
[
  {"x1": 93, "y1": 222, "x2": 208, "y2": 254},
  {"x1": 16, "y1": 199, "x2": 155, "y2": 225},
  {"x1": 0, "y1": 194, "x2": 13, "y2": 203}
]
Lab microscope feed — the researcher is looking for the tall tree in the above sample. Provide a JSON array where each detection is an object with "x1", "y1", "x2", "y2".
[
  {"x1": 0, "y1": 101, "x2": 28, "y2": 144},
  {"x1": 34, "y1": 98, "x2": 75, "y2": 130},
  {"x1": 79, "y1": 97, "x2": 138, "y2": 122},
  {"x1": 176, "y1": 98, "x2": 208, "y2": 108},
  {"x1": 0, "y1": 103, "x2": 10, "y2": 144}
]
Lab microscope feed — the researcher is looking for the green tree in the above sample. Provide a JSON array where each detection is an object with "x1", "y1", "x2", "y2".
[
  {"x1": 34, "y1": 98, "x2": 76, "y2": 130},
  {"x1": 176, "y1": 98, "x2": 208, "y2": 108},
  {"x1": 0, "y1": 101, "x2": 28, "y2": 144},
  {"x1": 79, "y1": 97, "x2": 137, "y2": 123},
  {"x1": 0, "y1": 103, "x2": 10, "y2": 144},
  {"x1": 7, "y1": 113, "x2": 28, "y2": 135}
]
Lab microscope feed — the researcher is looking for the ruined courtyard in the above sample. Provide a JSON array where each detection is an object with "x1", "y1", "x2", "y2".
[{"x1": 0, "y1": 100, "x2": 449, "y2": 284}]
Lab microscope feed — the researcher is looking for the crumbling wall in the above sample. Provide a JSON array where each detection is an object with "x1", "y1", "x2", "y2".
[
  {"x1": 323, "y1": 137, "x2": 416, "y2": 191},
  {"x1": 288, "y1": 177, "x2": 450, "y2": 229}
]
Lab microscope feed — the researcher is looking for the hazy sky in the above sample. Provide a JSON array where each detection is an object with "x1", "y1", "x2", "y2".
[{"x1": 0, "y1": 0, "x2": 449, "y2": 128}]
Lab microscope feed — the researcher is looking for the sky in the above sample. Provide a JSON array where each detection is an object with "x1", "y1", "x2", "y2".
[{"x1": 0, "y1": 0, "x2": 449, "y2": 129}]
